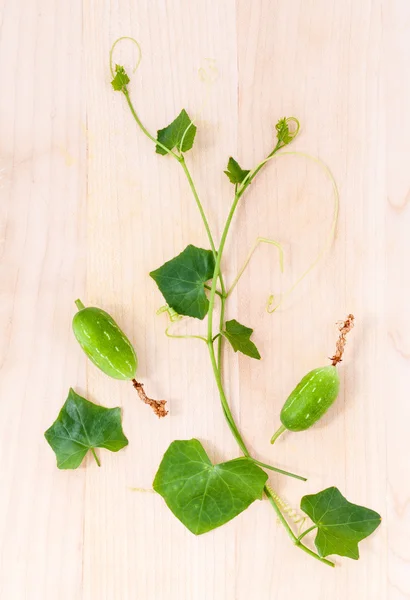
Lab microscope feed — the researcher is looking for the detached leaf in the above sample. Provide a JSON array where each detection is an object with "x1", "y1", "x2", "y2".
[
  {"x1": 153, "y1": 439, "x2": 268, "y2": 534},
  {"x1": 111, "y1": 64, "x2": 130, "y2": 92},
  {"x1": 156, "y1": 109, "x2": 197, "y2": 155},
  {"x1": 224, "y1": 157, "x2": 250, "y2": 184},
  {"x1": 300, "y1": 487, "x2": 381, "y2": 559},
  {"x1": 150, "y1": 245, "x2": 215, "y2": 319},
  {"x1": 44, "y1": 388, "x2": 128, "y2": 469},
  {"x1": 222, "y1": 319, "x2": 261, "y2": 360}
]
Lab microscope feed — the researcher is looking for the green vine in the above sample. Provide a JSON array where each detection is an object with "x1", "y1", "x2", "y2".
[{"x1": 106, "y1": 38, "x2": 381, "y2": 567}]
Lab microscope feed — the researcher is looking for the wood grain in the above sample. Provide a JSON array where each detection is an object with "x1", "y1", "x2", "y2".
[{"x1": 1, "y1": 1, "x2": 409, "y2": 598}]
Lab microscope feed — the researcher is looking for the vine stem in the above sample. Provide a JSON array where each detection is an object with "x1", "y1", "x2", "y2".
[
  {"x1": 178, "y1": 155, "x2": 227, "y2": 301},
  {"x1": 206, "y1": 342, "x2": 305, "y2": 480},
  {"x1": 120, "y1": 86, "x2": 227, "y2": 301},
  {"x1": 122, "y1": 89, "x2": 179, "y2": 158},
  {"x1": 205, "y1": 150, "x2": 334, "y2": 568},
  {"x1": 116, "y1": 74, "x2": 332, "y2": 565},
  {"x1": 179, "y1": 157, "x2": 217, "y2": 256},
  {"x1": 207, "y1": 193, "x2": 240, "y2": 341},
  {"x1": 207, "y1": 340, "x2": 248, "y2": 455}
]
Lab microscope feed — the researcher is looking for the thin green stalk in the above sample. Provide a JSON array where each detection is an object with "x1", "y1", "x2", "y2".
[
  {"x1": 91, "y1": 448, "x2": 101, "y2": 467},
  {"x1": 178, "y1": 156, "x2": 227, "y2": 300},
  {"x1": 204, "y1": 284, "x2": 224, "y2": 299},
  {"x1": 298, "y1": 524, "x2": 318, "y2": 542},
  {"x1": 207, "y1": 194, "x2": 241, "y2": 342},
  {"x1": 236, "y1": 143, "x2": 281, "y2": 199},
  {"x1": 179, "y1": 158, "x2": 217, "y2": 255},
  {"x1": 165, "y1": 328, "x2": 208, "y2": 343},
  {"x1": 207, "y1": 341, "x2": 248, "y2": 456},
  {"x1": 213, "y1": 147, "x2": 287, "y2": 365},
  {"x1": 75, "y1": 299, "x2": 85, "y2": 311},
  {"x1": 227, "y1": 236, "x2": 284, "y2": 298},
  {"x1": 297, "y1": 539, "x2": 334, "y2": 566},
  {"x1": 264, "y1": 485, "x2": 298, "y2": 539},
  {"x1": 122, "y1": 89, "x2": 178, "y2": 158},
  {"x1": 217, "y1": 294, "x2": 226, "y2": 370},
  {"x1": 251, "y1": 458, "x2": 307, "y2": 482},
  {"x1": 271, "y1": 424, "x2": 286, "y2": 444}
]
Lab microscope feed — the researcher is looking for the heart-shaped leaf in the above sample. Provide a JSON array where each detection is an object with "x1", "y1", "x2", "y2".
[
  {"x1": 150, "y1": 245, "x2": 215, "y2": 319},
  {"x1": 222, "y1": 319, "x2": 261, "y2": 359},
  {"x1": 44, "y1": 388, "x2": 128, "y2": 469},
  {"x1": 300, "y1": 486, "x2": 381, "y2": 559},
  {"x1": 153, "y1": 439, "x2": 268, "y2": 534}
]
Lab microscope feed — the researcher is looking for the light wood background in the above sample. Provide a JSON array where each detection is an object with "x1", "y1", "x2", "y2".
[{"x1": 1, "y1": 1, "x2": 409, "y2": 599}]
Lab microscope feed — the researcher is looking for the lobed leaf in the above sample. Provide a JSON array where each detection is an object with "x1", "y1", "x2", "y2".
[
  {"x1": 153, "y1": 439, "x2": 268, "y2": 534},
  {"x1": 224, "y1": 157, "x2": 250, "y2": 184},
  {"x1": 156, "y1": 109, "x2": 197, "y2": 155},
  {"x1": 44, "y1": 388, "x2": 128, "y2": 469},
  {"x1": 300, "y1": 486, "x2": 381, "y2": 559},
  {"x1": 150, "y1": 244, "x2": 215, "y2": 320},
  {"x1": 222, "y1": 319, "x2": 261, "y2": 359}
]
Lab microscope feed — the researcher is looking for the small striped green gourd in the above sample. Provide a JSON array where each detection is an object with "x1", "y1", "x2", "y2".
[
  {"x1": 72, "y1": 300, "x2": 168, "y2": 418},
  {"x1": 73, "y1": 299, "x2": 137, "y2": 380},
  {"x1": 271, "y1": 366, "x2": 340, "y2": 443},
  {"x1": 271, "y1": 314, "x2": 354, "y2": 444}
]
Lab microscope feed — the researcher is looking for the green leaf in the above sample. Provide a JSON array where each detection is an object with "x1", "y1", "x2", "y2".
[
  {"x1": 44, "y1": 388, "x2": 128, "y2": 469},
  {"x1": 156, "y1": 109, "x2": 197, "y2": 155},
  {"x1": 300, "y1": 487, "x2": 381, "y2": 559},
  {"x1": 153, "y1": 439, "x2": 268, "y2": 534},
  {"x1": 111, "y1": 64, "x2": 130, "y2": 92},
  {"x1": 150, "y1": 244, "x2": 215, "y2": 320},
  {"x1": 224, "y1": 157, "x2": 250, "y2": 184},
  {"x1": 222, "y1": 319, "x2": 261, "y2": 360}
]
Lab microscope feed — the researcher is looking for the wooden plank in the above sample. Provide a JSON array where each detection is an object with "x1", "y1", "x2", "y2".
[
  {"x1": 384, "y1": 3, "x2": 410, "y2": 599},
  {"x1": 0, "y1": 1, "x2": 86, "y2": 599},
  {"x1": 82, "y1": 1, "x2": 239, "y2": 599},
  {"x1": 235, "y1": 1, "x2": 387, "y2": 598},
  {"x1": 1, "y1": 0, "x2": 409, "y2": 598}
]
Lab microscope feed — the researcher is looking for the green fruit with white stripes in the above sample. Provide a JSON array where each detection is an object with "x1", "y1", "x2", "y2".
[
  {"x1": 270, "y1": 314, "x2": 354, "y2": 443},
  {"x1": 72, "y1": 299, "x2": 137, "y2": 380},
  {"x1": 271, "y1": 366, "x2": 340, "y2": 443}
]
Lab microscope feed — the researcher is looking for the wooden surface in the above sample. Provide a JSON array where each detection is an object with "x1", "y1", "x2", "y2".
[{"x1": 1, "y1": 1, "x2": 409, "y2": 598}]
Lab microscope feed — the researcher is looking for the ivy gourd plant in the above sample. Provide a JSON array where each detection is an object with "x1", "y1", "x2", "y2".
[
  {"x1": 40, "y1": 37, "x2": 383, "y2": 568},
  {"x1": 108, "y1": 39, "x2": 381, "y2": 566}
]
